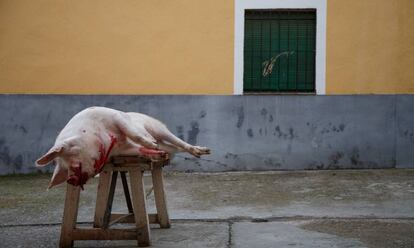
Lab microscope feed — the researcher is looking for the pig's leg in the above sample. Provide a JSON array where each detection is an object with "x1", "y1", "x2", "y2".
[
  {"x1": 145, "y1": 123, "x2": 210, "y2": 158},
  {"x1": 158, "y1": 141, "x2": 183, "y2": 154},
  {"x1": 114, "y1": 113, "x2": 159, "y2": 149},
  {"x1": 115, "y1": 139, "x2": 178, "y2": 156},
  {"x1": 127, "y1": 142, "x2": 180, "y2": 155}
]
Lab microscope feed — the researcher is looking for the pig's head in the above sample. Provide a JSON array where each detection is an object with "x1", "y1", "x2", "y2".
[{"x1": 36, "y1": 135, "x2": 116, "y2": 189}]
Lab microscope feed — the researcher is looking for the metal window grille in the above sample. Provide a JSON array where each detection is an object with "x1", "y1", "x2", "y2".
[{"x1": 243, "y1": 10, "x2": 316, "y2": 93}]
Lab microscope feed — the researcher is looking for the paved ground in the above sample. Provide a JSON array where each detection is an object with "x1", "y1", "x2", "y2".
[{"x1": 1, "y1": 169, "x2": 414, "y2": 247}]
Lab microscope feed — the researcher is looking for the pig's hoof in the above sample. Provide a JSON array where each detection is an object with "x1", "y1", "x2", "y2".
[{"x1": 189, "y1": 146, "x2": 210, "y2": 157}]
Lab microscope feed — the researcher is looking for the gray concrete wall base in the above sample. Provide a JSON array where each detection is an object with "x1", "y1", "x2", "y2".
[{"x1": 0, "y1": 95, "x2": 413, "y2": 174}]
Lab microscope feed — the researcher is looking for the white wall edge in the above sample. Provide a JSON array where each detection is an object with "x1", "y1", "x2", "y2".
[{"x1": 234, "y1": 0, "x2": 327, "y2": 95}]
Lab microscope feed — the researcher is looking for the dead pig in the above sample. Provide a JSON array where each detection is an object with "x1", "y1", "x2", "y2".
[{"x1": 35, "y1": 106, "x2": 210, "y2": 189}]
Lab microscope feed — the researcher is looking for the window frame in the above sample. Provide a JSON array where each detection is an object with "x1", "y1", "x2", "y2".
[{"x1": 234, "y1": 0, "x2": 327, "y2": 95}]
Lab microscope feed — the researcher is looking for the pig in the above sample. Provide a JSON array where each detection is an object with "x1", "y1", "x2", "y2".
[{"x1": 35, "y1": 106, "x2": 210, "y2": 189}]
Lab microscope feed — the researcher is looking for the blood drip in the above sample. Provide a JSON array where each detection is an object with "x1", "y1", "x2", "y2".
[
  {"x1": 67, "y1": 163, "x2": 89, "y2": 190},
  {"x1": 94, "y1": 134, "x2": 117, "y2": 173}
]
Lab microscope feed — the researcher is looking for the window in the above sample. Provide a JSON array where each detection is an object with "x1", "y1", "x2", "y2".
[{"x1": 243, "y1": 10, "x2": 316, "y2": 93}]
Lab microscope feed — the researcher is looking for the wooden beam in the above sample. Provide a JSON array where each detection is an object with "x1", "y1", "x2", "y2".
[
  {"x1": 109, "y1": 213, "x2": 159, "y2": 224},
  {"x1": 130, "y1": 169, "x2": 151, "y2": 247},
  {"x1": 111, "y1": 156, "x2": 169, "y2": 167},
  {"x1": 152, "y1": 166, "x2": 171, "y2": 228},
  {"x1": 72, "y1": 228, "x2": 138, "y2": 240},
  {"x1": 111, "y1": 156, "x2": 152, "y2": 164},
  {"x1": 59, "y1": 182, "x2": 81, "y2": 248},
  {"x1": 112, "y1": 164, "x2": 152, "y2": 171},
  {"x1": 93, "y1": 169, "x2": 112, "y2": 228},
  {"x1": 120, "y1": 172, "x2": 133, "y2": 213},
  {"x1": 102, "y1": 171, "x2": 118, "y2": 228}
]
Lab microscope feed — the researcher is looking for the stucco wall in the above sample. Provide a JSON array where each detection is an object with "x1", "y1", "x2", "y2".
[
  {"x1": 0, "y1": 0, "x2": 413, "y2": 94},
  {"x1": 0, "y1": 0, "x2": 234, "y2": 94},
  {"x1": 326, "y1": 0, "x2": 414, "y2": 94},
  {"x1": 0, "y1": 95, "x2": 413, "y2": 175}
]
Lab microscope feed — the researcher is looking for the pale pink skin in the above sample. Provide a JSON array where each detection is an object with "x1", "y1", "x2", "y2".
[{"x1": 36, "y1": 107, "x2": 210, "y2": 189}]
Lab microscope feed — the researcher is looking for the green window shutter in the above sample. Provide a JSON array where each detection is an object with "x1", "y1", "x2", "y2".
[{"x1": 244, "y1": 10, "x2": 316, "y2": 93}]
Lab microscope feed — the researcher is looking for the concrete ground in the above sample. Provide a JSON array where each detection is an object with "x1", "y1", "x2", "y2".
[{"x1": 1, "y1": 169, "x2": 414, "y2": 247}]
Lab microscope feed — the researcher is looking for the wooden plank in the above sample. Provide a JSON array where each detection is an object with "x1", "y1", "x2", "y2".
[
  {"x1": 112, "y1": 156, "x2": 152, "y2": 164},
  {"x1": 111, "y1": 156, "x2": 169, "y2": 166},
  {"x1": 112, "y1": 164, "x2": 152, "y2": 171},
  {"x1": 151, "y1": 167, "x2": 171, "y2": 228},
  {"x1": 72, "y1": 228, "x2": 137, "y2": 240},
  {"x1": 129, "y1": 169, "x2": 151, "y2": 247},
  {"x1": 102, "y1": 171, "x2": 118, "y2": 228},
  {"x1": 108, "y1": 213, "x2": 133, "y2": 226},
  {"x1": 120, "y1": 172, "x2": 133, "y2": 213},
  {"x1": 110, "y1": 213, "x2": 159, "y2": 224},
  {"x1": 148, "y1": 213, "x2": 159, "y2": 224},
  {"x1": 93, "y1": 168, "x2": 112, "y2": 228},
  {"x1": 59, "y1": 182, "x2": 81, "y2": 248},
  {"x1": 151, "y1": 160, "x2": 170, "y2": 167}
]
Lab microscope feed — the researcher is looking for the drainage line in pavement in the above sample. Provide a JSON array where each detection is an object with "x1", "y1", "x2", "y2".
[
  {"x1": 2, "y1": 216, "x2": 414, "y2": 228},
  {"x1": 227, "y1": 221, "x2": 233, "y2": 248}
]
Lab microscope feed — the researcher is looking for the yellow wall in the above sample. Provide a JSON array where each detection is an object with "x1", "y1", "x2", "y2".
[
  {"x1": 326, "y1": 0, "x2": 414, "y2": 94},
  {"x1": 0, "y1": 0, "x2": 234, "y2": 94},
  {"x1": 0, "y1": 0, "x2": 413, "y2": 94}
]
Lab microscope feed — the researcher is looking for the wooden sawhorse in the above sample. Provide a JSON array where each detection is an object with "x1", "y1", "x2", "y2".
[{"x1": 59, "y1": 155, "x2": 170, "y2": 248}]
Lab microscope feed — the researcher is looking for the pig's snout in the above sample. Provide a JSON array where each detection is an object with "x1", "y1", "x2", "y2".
[{"x1": 67, "y1": 163, "x2": 89, "y2": 190}]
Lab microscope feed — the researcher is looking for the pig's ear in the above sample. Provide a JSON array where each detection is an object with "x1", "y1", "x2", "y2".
[
  {"x1": 48, "y1": 163, "x2": 68, "y2": 189},
  {"x1": 36, "y1": 145, "x2": 64, "y2": 167}
]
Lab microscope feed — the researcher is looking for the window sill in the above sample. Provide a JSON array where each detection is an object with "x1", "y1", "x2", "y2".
[{"x1": 243, "y1": 92, "x2": 316, "y2": 95}]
